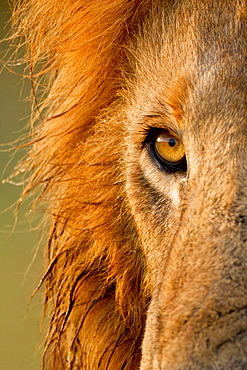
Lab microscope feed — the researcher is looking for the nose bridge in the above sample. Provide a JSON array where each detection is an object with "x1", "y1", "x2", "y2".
[
  {"x1": 162, "y1": 160, "x2": 244, "y2": 300},
  {"x1": 140, "y1": 198, "x2": 247, "y2": 369}
]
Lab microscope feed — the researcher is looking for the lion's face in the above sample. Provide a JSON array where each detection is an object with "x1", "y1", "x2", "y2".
[{"x1": 124, "y1": 2, "x2": 247, "y2": 368}]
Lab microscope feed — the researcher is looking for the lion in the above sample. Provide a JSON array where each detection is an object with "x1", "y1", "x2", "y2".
[{"x1": 11, "y1": 0, "x2": 247, "y2": 368}]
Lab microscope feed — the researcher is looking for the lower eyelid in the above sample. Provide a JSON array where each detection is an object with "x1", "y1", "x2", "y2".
[{"x1": 147, "y1": 143, "x2": 178, "y2": 173}]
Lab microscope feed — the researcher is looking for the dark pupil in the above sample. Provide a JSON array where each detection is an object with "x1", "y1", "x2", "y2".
[{"x1": 169, "y1": 138, "x2": 176, "y2": 147}]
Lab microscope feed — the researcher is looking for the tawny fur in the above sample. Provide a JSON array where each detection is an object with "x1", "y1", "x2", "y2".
[{"x1": 11, "y1": 1, "x2": 153, "y2": 368}]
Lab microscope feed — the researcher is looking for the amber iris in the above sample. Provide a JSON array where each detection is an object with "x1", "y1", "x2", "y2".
[{"x1": 155, "y1": 132, "x2": 185, "y2": 164}]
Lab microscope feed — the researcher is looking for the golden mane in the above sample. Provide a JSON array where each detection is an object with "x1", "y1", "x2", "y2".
[{"x1": 11, "y1": 0, "x2": 156, "y2": 368}]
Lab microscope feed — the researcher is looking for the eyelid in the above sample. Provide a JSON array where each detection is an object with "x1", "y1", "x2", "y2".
[{"x1": 143, "y1": 126, "x2": 181, "y2": 146}]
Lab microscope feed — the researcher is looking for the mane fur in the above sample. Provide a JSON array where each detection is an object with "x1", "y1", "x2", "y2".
[{"x1": 9, "y1": 0, "x2": 166, "y2": 368}]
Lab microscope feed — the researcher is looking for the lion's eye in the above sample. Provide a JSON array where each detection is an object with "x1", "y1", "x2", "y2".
[
  {"x1": 155, "y1": 132, "x2": 185, "y2": 164},
  {"x1": 147, "y1": 130, "x2": 187, "y2": 173}
]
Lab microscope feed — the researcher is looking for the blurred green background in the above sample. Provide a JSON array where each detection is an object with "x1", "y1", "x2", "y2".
[{"x1": 1, "y1": 1, "x2": 43, "y2": 369}]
